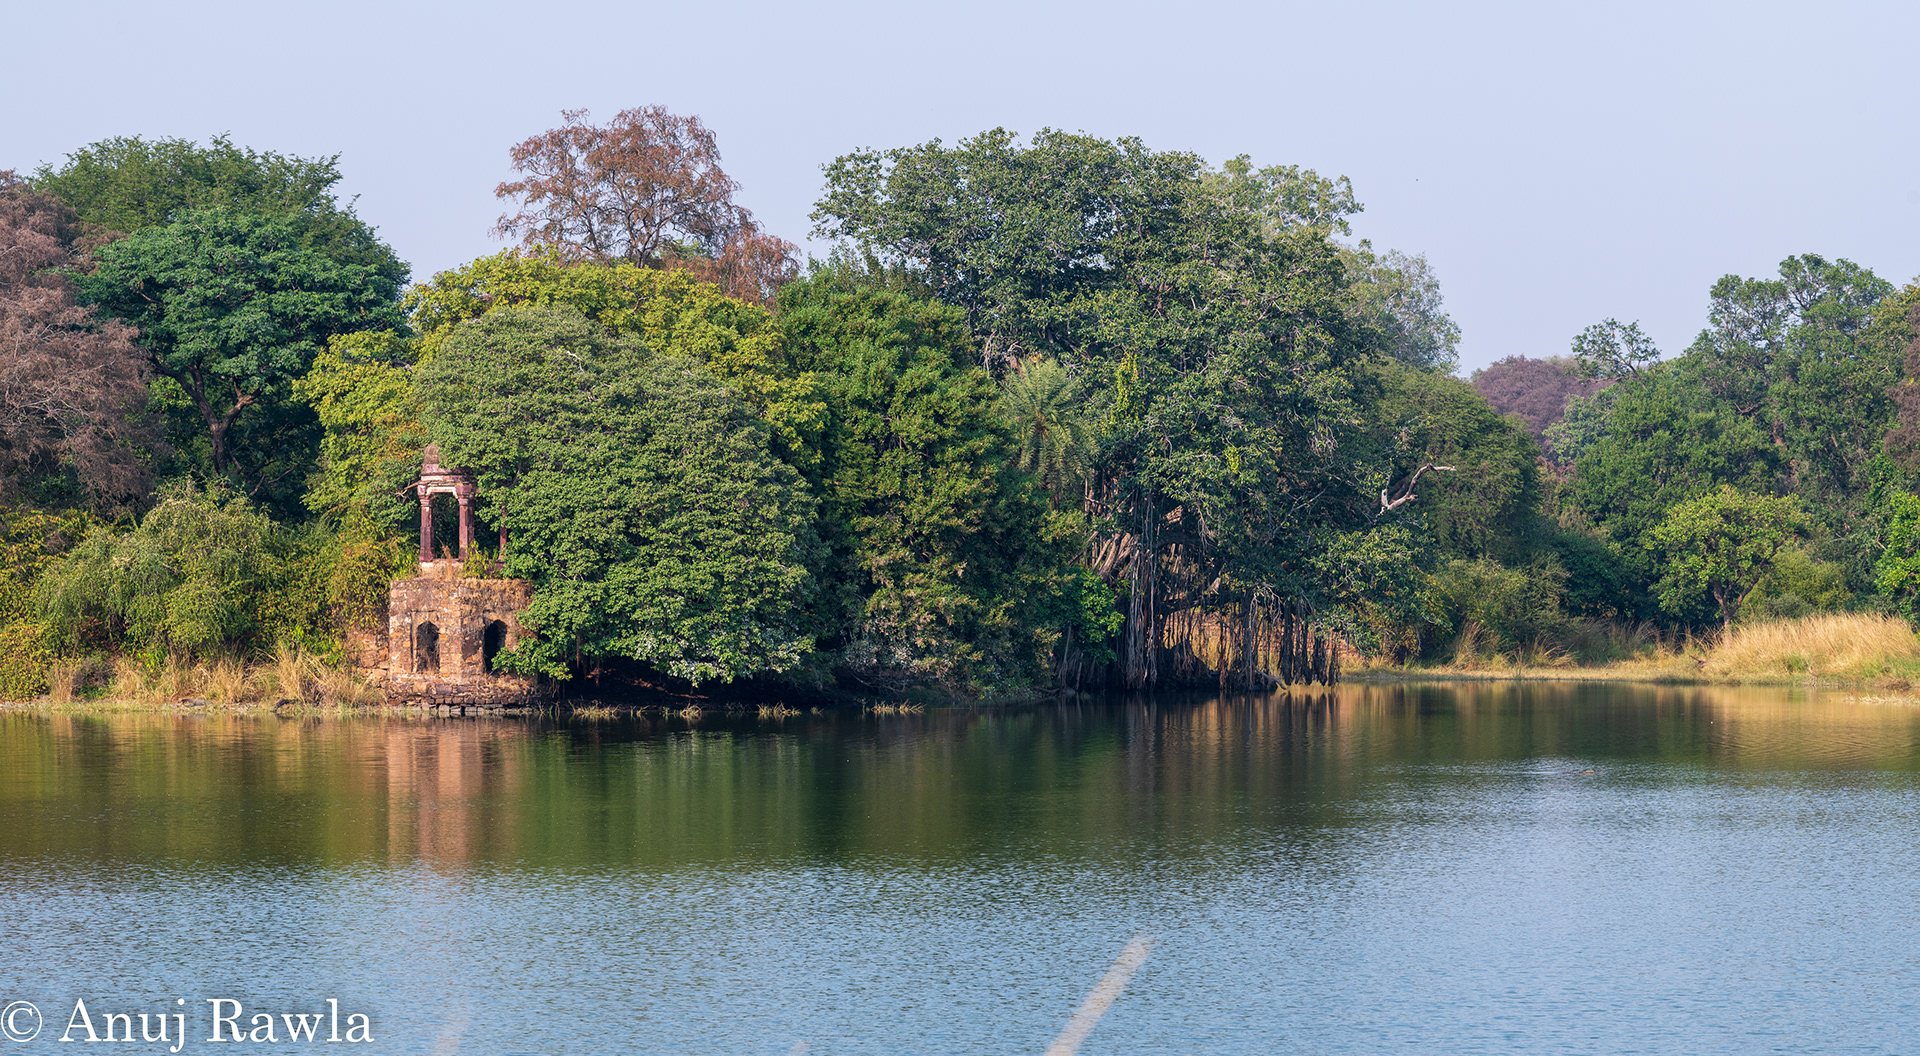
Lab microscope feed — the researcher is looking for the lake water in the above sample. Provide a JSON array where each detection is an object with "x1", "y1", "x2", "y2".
[{"x1": 3, "y1": 682, "x2": 1919, "y2": 1055}]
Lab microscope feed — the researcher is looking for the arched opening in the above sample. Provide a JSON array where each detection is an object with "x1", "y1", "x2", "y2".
[
  {"x1": 482, "y1": 620, "x2": 508, "y2": 674},
  {"x1": 414, "y1": 622, "x2": 440, "y2": 673}
]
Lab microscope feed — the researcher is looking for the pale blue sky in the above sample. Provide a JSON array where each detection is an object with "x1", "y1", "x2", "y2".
[{"x1": 6, "y1": 0, "x2": 1917, "y2": 374}]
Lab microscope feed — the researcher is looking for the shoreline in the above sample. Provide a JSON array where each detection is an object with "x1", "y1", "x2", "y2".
[{"x1": 10, "y1": 668, "x2": 1920, "y2": 715}]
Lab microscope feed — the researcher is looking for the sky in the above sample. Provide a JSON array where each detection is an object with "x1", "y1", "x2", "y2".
[{"x1": 6, "y1": 0, "x2": 1918, "y2": 375}]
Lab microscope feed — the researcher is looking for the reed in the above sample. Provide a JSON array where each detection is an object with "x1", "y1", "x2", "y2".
[
  {"x1": 268, "y1": 641, "x2": 316, "y2": 703},
  {"x1": 311, "y1": 663, "x2": 382, "y2": 707},
  {"x1": 1450, "y1": 622, "x2": 1488, "y2": 669},
  {"x1": 26, "y1": 645, "x2": 382, "y2": 712},
  {"x1": 207, "y1": 658, "x2": 257, "y2": 703},
  {"x1": 109, "y1": 656, "x2": 161, "y2": 705},
  {"x1": 46, "y1": 660, "x2": 83, "y2": 705},
  {"x1": 1701, "y1": 613, "x2": 1920, "y2": 680}
]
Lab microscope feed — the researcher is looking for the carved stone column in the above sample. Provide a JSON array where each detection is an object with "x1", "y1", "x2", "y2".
[
  {"x1": 457, "y1": 492, "x2": 473, "y2": 560},
  {"x1": 418, "y1": 491, "x2": 434, "y2": 563}
]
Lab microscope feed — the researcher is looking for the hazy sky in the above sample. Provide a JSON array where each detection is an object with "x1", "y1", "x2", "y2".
[{"x1": 7, "y1": 0, "x2": 1917, "y2": 374}]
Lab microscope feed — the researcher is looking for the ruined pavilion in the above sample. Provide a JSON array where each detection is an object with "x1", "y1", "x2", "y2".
[{"x1": 348, "y1": 444, "x2": 546, "y2": 707}]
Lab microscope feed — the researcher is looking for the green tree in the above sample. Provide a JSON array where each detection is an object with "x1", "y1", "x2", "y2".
[
  {"x1": 1647, "y1": 486, "x2": 1808, "y2": 631},
  {"x1": 1343, "y1": 245, "x2": 1461, "y2": 373},
  {"x1": 1686, "y1": 255, "x2": 1893, "y2": 501},
  {"x1": 294, "y1": 329, "x2": 424, "y2": 528},
  {"x1": 816, "y1": 128, "x2": 1423, "y2": 685},
  {"x1": 778, "y1": 270, "x2": 1085, "y2": 690},
  {"x1": 405, "y1": 249, "x2": 822, "y2": 463},
  {"x1": 814, "y1": 128, "x2": 1203, "y2": 370},
  {"x1": 1202, "y1": 158, "x2": 1458, "y2": 371},
  {"x1": 416, "y1": 306, "x2": 819, "y2": 684},
  {"x1": 997, "y1": 359, "x2": 1092, "y2": 506},
  {"x1": 1203, "y1": 155, "x2": 1362, "y2": 237},
  {"x1": 32, "y1": 134, "x2": 406, "y2": 278},
  {"x1": 1569, "y1": 260, "x2": 1897, "y2": 605},
  {"x1": 1874, "y1": 492, "x2": 1920, "y2": 625},
  {"x1": 1367, "y1": 359, "x2": 1544, "y2": 562},
  {"x1": 1570, "y1": 318, "x2": 1663, "y2": 380},
  {"x1": 1570, "y1": 363, "x2": 1779, "y2": 567},
  {"x1": 1542, "y1": 383, "x2": 1621, "y2": 466},
  {"x1": 76, "y1": 209, "x2": 406, "y2": 508}
]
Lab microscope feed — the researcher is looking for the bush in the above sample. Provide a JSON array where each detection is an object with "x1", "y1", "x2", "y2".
[
  {"x1": 1876, "y1": 492, "x2": 1920, "y2": 625},
  {"x1": 37, "y1": 482, "x2": 288, "y2": 660},
  {"x1": 0, "y1": 619, "x2": 50, "y2": 699},
  {"x1": 1744, "y1": 545, "x2": 1851, "y2": 621},
  {"x1": 1425, "y1": 556, "x2": 1568, "y2": 659}
]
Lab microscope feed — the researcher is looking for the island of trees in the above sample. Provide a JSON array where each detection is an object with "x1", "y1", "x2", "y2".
[{"x1": 4, "y1": 107, "x2": 1920, "y2": 703}]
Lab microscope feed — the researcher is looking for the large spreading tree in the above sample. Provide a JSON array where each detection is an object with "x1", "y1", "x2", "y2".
[
  {"x1": 416, "y1": 305, "x2": 819, "y2": 684},
  {"x1": 77, "y1": 208, "x2": 405, "y2": 507},
  {"x1": 814, "y1": 128, "x2": 1446, "y2": 686}
]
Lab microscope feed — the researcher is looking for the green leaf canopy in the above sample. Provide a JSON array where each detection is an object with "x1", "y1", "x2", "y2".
[{"x1": 416, "y1": 306, "x2": 819, "y2": 684}]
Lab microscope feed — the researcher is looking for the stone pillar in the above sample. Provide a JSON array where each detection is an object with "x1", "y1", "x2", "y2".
[
  {"x1": 419, "y1": 491, "x2": 434, "y2": 562},
  {"x1": 457, "y1": 493, "x2": 473, "y2": 560}
]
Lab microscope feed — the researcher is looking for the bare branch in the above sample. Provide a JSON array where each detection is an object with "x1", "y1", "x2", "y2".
[{"x1": 1377, "y1": 463, "x2": 1456, "y2": 515}]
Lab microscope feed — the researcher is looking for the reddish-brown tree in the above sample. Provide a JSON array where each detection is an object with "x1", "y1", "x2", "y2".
[
  {"x1": 493, "y1": 107, "x2": 797, "y2": 305},
  {"x1": 1469, "y1": 354, "x2": 1607, "y2": 440},
  {"x1": 0, "y1": 173, "x2": 155, "y2": 513}
]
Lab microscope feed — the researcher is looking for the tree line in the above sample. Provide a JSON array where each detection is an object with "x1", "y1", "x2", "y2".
[{"x1": 4, "y1": 107, "x2": 1918, "y2": 699}]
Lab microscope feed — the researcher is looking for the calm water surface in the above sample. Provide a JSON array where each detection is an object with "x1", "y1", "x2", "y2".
[{"x1": 3, "y1": 683, "x2": 1920, "y2": 1055}]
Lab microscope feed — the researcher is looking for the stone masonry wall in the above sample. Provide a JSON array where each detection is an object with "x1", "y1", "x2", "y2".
[{"x1": 378, "y1": 575, "x2": 548, "y2": 705}]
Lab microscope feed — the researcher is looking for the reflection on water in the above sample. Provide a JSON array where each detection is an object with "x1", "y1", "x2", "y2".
[{"x1": 1, "y1": 683, "x2": 1918, "y2": 1054}]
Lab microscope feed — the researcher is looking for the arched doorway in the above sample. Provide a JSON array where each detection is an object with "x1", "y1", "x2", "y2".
[
  {"x1": 482, "y1": 620, "x2": 508, "y2": 674},
  {"x1": 414, "y1": 622, "x2": 440, "y2": 673}
]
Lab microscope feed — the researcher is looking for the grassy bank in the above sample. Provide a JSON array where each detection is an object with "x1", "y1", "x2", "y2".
[
  {"x1": 5, "y1": 643, "x2": 385, "y2": 713},
  {"x1": 1354, "y1": 612, "x2": 1920, "y2": 688},
  {"x1": 12, "y1": 613, "x2": 1920, "y2": 714}
]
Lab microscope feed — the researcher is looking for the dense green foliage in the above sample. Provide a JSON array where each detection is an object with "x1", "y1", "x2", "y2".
[
  {"x1": 34, "y1": 483, "x2": 335, "y2": 662},
  {"x1": 417, "y1": 307, "x2": 819, "y2": 683},
  {"x1": 1646, "y1": 487, "x2": 1808, "y2": 629},
  {"x1": 0, "y1": 508, "x2": 92, "y2": 697},
  {"x1": 1369, "y1": 361, "x2": 1545, "y2": 562},
  {"x1": 1874, "y1": 493, "x2": 1920, "y2": 625},
  {"x1": 815, "y1": 127, "x2": 1453, "y2": 684},
  {"x1": 10, "y1": 118, "x2": 1920, "y2": 701},
  {"x1": 34, "y1": 134, "x2": 406, "y2": 278},
  {"x1": 75, "y1": 209, "x2": 405, "y2": 510},
  {"x1": 777, "y1": 270, "x2": 1097, "y2": 689}
]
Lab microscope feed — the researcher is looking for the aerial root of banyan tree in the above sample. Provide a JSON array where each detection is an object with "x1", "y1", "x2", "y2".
[{"x1": 1058, "y1": 598, "x2": 1342, "y2": 692}]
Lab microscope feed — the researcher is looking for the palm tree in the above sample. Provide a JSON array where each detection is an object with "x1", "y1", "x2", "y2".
[{"x1": 998, "y1": 359, "x2": 1092, "y2": 505}]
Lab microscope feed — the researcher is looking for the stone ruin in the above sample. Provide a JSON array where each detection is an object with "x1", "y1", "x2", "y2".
[{"x1": 347, "y1": 444, "x2": 549, "y2": 707}]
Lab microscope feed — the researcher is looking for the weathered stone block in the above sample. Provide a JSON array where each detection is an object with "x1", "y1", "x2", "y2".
[{"x1": 379, "y1": 575, "x2": 549, "y2": 706}]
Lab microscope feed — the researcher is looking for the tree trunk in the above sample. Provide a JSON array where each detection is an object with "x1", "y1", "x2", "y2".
[{"x1": 1123, "y1": 495, "x2": 1157, "y2": 690}]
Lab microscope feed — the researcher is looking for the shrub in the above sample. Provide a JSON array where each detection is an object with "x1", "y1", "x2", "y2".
[
  {"x1": 37, "y1": 482, "x2": 285, "y2": 660},
  {"x1": 0, "y1": 619, "x2": 49, "y2": 699},
  {"x1": 1876, "y1": 492, "x2": 1920, "y2": 625},
  {"x1": 1744, "y1": 545, "x2": 1851, "y2": 621},
  {"x1": 1425, "y1": 556, "x2": 1568, "y2": 658}
]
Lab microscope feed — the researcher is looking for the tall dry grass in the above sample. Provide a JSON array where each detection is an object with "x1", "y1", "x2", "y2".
[
  {"x1": 43, "y1": 644, "x2": 383, "y2": 710},
  {"x1": 266, "y1": 642, "x2": 382, "y2": 707},
  {"x1": 1701, "y1": 612, "x2": 1920, "y2": 680}
]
